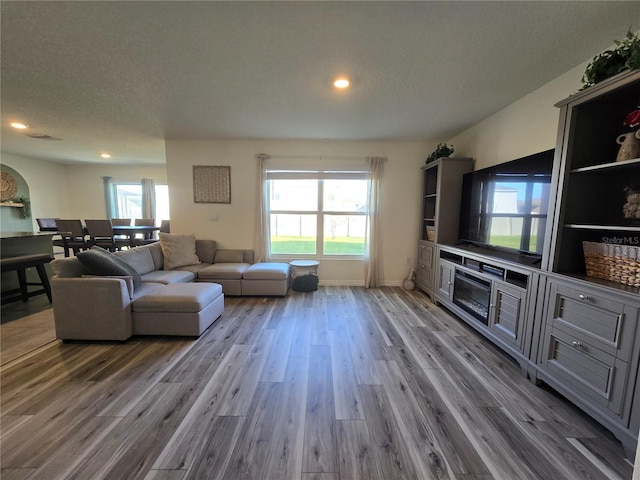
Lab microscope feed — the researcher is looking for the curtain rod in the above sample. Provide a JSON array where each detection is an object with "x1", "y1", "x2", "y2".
[{"x1": 255, "y1": 153, "x2": 378, "y2": 161}]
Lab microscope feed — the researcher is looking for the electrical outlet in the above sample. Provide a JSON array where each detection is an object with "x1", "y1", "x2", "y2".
[{"x1": 210, "y1": 214, "x2": 219, "y2": 222}]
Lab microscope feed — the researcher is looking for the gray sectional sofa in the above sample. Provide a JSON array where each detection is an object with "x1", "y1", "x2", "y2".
[{"x1": 50, "y1": 239, "x2": 290, "y2": 341}]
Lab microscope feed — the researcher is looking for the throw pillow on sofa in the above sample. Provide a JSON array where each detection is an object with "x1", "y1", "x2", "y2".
[
  {"x1": 77, "y1": 246, "x2": 142, "y2": 289},
  {"x1": 158, "y1": 233, "x2": 201, "y2": 270}
]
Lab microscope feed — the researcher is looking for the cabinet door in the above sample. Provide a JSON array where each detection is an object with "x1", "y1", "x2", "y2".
[
  {"x1": 540, "y1": 280, "x2": 639, "y2": 417},
  {"x1": 436, "y1": 260, "x2": 455, "y2": 301},
  {"x1": 489, "y1": 281, "x2": 526, "y2": 350},
  {"x1": 416, "y1": 241, "x2": 435, "y2": 294}
]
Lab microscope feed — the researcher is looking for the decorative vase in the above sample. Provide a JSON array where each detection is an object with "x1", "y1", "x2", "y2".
[
  {"x1": 623, "y1": 187, "x2": 640, "y2": 220},
  {"x1": 616, "y1": 130, "x2": 640, "y2": 162}
]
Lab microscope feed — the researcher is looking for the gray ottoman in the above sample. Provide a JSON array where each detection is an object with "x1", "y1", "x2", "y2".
[
  {"x1": 242, "y1": 262, "x2": 290, "y2": 296},
  {"x1": 132, "y1": 283, "x2": 224, "y2": 336}
]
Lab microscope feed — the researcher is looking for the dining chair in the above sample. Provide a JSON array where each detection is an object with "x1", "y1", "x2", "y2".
[
  {"x1": 85, "y1": 219, "x2": 129, "y2": 251},
  {"x1": 110, "y1": 218, "x2": 131, "y2": 242},
  {"x1": 36, "y1": 217, "x2": 60, "y2": 231},
  {"x1": 132, "y1": 218, "x2": 157, "y2": 245},
  {"x1": 160, "y1": 219, "x2": 170, "y2": 233},
  {"x1": 37, "y1": 218, "x2": 67, "y2": 255},
  {"x1": 110, "y1": 218, "x2": 131, "y2": 226},
  {"x1": 54, "y1": 219, "x2": 89, "y2": 257}
]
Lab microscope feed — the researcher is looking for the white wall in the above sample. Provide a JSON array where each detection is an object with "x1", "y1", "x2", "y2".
[
  {"x1": 1, "y1": 152, "x2": 69, "y2": 231},
  {"x1": 0, "y1": 152, "x2": 167, "y2": 230},
  {"x1": 63, "y1": 164, "x2": 167, "y2": 220},
  {"x1": 448, "y1": 60, "x2": 589, "y2": 169},
  {"x1": 165, "y1": 139, "x2": 429, "y2": 286}
]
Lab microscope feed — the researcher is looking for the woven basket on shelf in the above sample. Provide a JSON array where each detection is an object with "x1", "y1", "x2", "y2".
[
  {"x1": 426, "y1": 227, "x2": 435, "y2": 242},
  {"x1": 582, "y1": 241, "x2": 640, "y2": 287}
]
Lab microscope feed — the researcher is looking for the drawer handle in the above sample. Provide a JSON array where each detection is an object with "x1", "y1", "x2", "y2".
[
  {"x1": 572, "y1": 341, "x2": 582, "y2": 348},
  {"x1": 578, "y1": 294, "x2": 589, "y2": 301}
]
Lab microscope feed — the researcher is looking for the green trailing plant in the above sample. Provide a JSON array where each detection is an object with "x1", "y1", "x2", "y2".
[
  {"x1": 14, "y1": 196, "x2": 31, "y2": 219},
  {"x1": 426, "y1": 142, "x2": 455, "y2": 164},
  {"x1": 581, "y1": 29, "x2": 640, "y2": 90}
]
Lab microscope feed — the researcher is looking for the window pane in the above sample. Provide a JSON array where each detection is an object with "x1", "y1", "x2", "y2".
[
  {"x1": 324, "y1": 180, "x2": 367, "y2": 212},
  {"x1": 114, "y1": 184, "x2": 142, "y2": 218},
  {"x1": 270, "y1": 214, "x2": 317, "y2": 254},
  {"x1": 323, "y1": 214, "x2": 366, "y2": 255},
  {"x1": 270, "y1": 180, "x2": 317, "y2": 211},
  {"x1": 113, "y1": 183, "x2": 170, "y2": 222}
]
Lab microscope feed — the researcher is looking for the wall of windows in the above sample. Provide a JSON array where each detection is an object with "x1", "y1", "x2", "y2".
[{"x1": 267, "y1": 172, "x2": 368, "y2": 257}]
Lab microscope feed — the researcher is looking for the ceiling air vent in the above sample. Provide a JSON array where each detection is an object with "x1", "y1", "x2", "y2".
[{"x1": 26, "y1": 133, "x2": 62, "y2": 140}]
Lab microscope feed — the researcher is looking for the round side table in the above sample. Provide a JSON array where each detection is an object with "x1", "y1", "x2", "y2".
[{"x1": 289, "y1": 259, "x2": 319, "y2": 292}]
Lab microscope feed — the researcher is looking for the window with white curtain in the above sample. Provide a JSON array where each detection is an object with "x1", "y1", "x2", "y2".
[
  {"x1": 266, "y1": 170, "x2": 369, "y2": 257},
  {"x1": 112, "y1": 183, "x2": 170, "y2": 221}
]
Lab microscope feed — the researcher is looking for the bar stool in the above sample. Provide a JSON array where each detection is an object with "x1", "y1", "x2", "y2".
[{"x1": 0, "y1": 253, "x2": 53, "y2": 304}]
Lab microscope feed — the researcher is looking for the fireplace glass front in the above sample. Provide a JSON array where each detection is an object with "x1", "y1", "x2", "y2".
[{"x1": 452, "y1": 270, "x2": 491, "y2": 325}]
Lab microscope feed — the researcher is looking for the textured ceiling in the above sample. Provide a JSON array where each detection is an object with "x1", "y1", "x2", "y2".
[{"x1": 1, "y1": 1, "x2": 638, "y2": 165}]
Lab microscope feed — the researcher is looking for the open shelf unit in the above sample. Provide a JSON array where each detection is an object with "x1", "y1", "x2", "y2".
[
  {"x1": 549, "y1": 70, "x2": 640, "y2": 294},
  {"x1": 416, "y1": 157, "x2": 472, "y2": 299}
]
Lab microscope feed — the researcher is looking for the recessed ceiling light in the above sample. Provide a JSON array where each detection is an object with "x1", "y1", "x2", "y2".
[
  {"x1": 100, "y1": 153, "x2": 112, "y2": 159},
  {"x1": 333, "y1": 78, "x2": 350, "y2": 89},
  {"x1": 10, "y1": 122, "x2": 28, "y2": 129}
]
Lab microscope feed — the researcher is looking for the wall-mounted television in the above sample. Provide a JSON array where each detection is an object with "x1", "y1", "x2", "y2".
[{"x1": 458, "y1": 149, "x2": 555, "y2": 258}]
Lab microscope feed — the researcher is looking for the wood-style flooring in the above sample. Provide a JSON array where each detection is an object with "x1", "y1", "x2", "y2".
[
  {"x1": 1, "y1": 295, "x2": 57, "y2": 365},
  {"x1": 0, "y1": 287, "x2": 634, "y2": 479}
]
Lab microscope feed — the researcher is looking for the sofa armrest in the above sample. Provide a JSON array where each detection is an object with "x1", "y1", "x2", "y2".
[{"x1": 51, "y1": 276, "x2": 133, "y2": 341}]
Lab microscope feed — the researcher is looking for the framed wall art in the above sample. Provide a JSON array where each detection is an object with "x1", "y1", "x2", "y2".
[{"x1": 193, "y1": 165, "x2": 231, "y2": 204}]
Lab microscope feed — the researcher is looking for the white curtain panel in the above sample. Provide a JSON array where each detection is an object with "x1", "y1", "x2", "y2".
[
  {"x1": 365, "y1": 156, "x2": 386, "y2": 288},
  {"x1": 254, "y1": 153, "x2": 271, "y2": 263},
  {"x1": 141, "y1": 178, "x2": 156, "y2": 221}
]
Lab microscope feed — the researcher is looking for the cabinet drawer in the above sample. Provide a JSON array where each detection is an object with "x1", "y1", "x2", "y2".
[
  {"x1": 546, "y1": 282, "x2": 637, "y2": 360},
  {"x1": 542, "y1": 327, "x2": 628, "y2": 415},
  {"x1": 417, "y1": 242, "x2": 435, "y2": 265}
]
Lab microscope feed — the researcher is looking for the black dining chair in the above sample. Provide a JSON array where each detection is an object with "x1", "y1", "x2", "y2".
[
  {"x1": 160, "y1": 219, "x2": 170, "y2": 233},
  {"x1": 37, "y1": 218, "x2": 66, "y2": 254},
  {"x1": 85, "y1": 219, "x2": 129, "y2": 251},
  {"x1": 110, "y1": 218, "x2": 131, "y2": 226},
  {"x1": 110, "y1": 218, "x2": 132, "y2": 242},
  {"x1": 132, "y1": 218, "x2": 157, "y2": 245},
  {"x1": 54, "y1": 219, "x2": 90, "y2": 257}
]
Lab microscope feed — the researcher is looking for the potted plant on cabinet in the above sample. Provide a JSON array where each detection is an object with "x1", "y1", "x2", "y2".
[{"x1": 425, "y1": 142, "x2": 454, "y2": 164}]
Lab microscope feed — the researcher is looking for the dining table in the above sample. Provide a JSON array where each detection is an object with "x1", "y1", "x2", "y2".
[{"x1": 111, "y1": 225, "x2": 160, "y2": 246}]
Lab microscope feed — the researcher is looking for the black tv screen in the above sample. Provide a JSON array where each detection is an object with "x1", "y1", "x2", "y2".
[{"x1": 458, "y1": 149, "x2": 554, "y2": 256}]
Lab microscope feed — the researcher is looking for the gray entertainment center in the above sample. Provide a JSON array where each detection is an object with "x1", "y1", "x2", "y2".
[{"x1": 417, "y1": 70, "x2": 640, "y2": 458}]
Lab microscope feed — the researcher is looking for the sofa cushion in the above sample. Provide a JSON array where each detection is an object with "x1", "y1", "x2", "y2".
[
  {"x1": 214, "y1": 250, "x2": 245, "y2": 263},
  {"x1": 132, "y1": 283, "x2": 223, "y2": 313},
  {"x1": 130, "y1": 281, "x2": 165, "y2": 301},
  {"x1": 113, "y1": 246, "x2": 156, "y2": 275},
  {"x1": 141, "y1": 269, "x2": 196, "y2": 284},
  {"x1": 159, "y1": 233, "x2": 201, "y2": 270},
  {"x1": 197, "y1": 263, "x2": 250, "y2": 280},
  {"x1": 77, "y1": 247, "x2": 142, "y2": 289},
  {"x1": 243, "y1": 262, "x2": 290, "y2": 280},
  {"x1": 51, "y1": 257, "x2": 87, "y2": 277},
  {"x1": 146, "y1": 242, "x2": 165, "y2": 270},
  {"x1": 195, "y1": 240, "x2": 217, "y2": 264}
]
